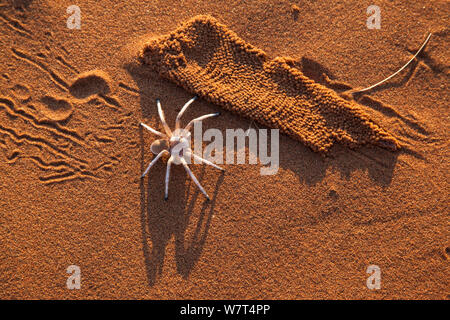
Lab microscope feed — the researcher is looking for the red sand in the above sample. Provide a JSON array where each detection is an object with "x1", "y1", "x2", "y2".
[
  {"x1": 0, "y1": 0, "x2": 448, "y2": 299},
  {"x1": 139, "y1": 15, "x2": 399, "y2": 153}
]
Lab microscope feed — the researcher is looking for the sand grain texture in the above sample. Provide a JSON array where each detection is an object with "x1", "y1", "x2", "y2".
[
  {"x1": 0, "y1": 0, "x2": 448, "y2": 300},
  {"x1": 140, "y1": 15, "x2": 400, "y2": 153}
]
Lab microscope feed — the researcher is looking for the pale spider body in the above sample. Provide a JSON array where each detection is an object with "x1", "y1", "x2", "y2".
[{"x1": 141, "y1": 97, "x2": 223, "y2": 200}]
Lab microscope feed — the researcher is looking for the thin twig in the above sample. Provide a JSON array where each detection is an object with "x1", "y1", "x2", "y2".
[{"x1": 353, "y1": 33, "x2": 432, "y2": 93}]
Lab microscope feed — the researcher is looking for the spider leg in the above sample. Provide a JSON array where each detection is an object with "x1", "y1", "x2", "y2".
[
  {"x1": 175, "y1": 96, "x2": 197, "y2": 129},
  {"x1": 156, "y1": 99, "x2": 173, "y2": 136},
  {"x1": 187, "y1": 151, "x2": 224, "y2": 171},
  {"x1": 180, "y1": 158, "x2": 210, "y2": 200},
  {"x1": 140, "y1": 122, "x2": 166, "y2": 138},
  {"x1": 164, "y1": 156, "x2": 173, "y2": 200},
  {"x1": 141, "y1": 150, "x2": 168, "y2": 178},
  {"x1": 184, "y1": 112, "x2": 220, "y2": 131}
]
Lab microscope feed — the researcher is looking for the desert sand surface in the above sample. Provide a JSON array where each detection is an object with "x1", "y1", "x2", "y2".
[{"x1": 0, "y1": 0, "x2": 448, "y2": 299}]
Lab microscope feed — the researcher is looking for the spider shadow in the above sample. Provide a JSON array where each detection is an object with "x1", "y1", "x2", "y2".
[
  {"x1": 174, "y1": 171, "x2": 224, "y2": 279},
  {"x1": 139, "y1": 125, "x2": 224, "y2": 286},
  {"x1": 131, "y1": 63, "x2": 224, "y2": 286}
]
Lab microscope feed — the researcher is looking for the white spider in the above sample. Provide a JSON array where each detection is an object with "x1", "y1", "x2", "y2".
[{"x1": 140, "y1": 96, "x2": 224, "y2": 201}]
